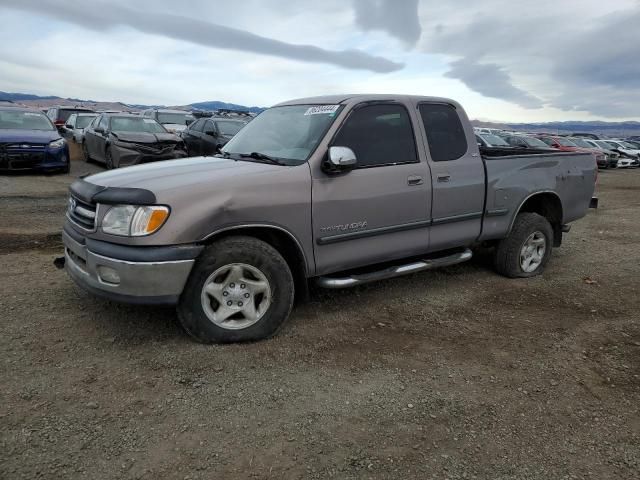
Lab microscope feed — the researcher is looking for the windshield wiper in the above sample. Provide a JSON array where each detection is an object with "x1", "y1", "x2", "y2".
[{"x1": 239, "y1": 152, "x2": 287, "y2": 166}]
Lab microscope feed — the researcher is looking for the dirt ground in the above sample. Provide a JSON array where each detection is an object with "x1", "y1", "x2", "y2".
[{"x1": 1, "y1": 144, "x2": 639, "y2": 479}]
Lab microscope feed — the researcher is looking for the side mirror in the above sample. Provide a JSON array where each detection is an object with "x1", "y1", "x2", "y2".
[
  {"x1": 94, "y1": 127, "x2": 105, "y2": 134},
  {"x1": 186, "y1": 119, "x2": 194, "y2": 126},
  {"x1": 205, "y1": 130, "x2": 217, "y2": 137},
  {"x1": 65, "y1": 124, "x2": 73, "y2": 129},
  {"x1": 323, "y1": 146, "x2": 357, "y2": 174}
]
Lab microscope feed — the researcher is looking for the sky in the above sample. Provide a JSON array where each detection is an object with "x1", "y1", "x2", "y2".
[{"x1": 0, "y1": 0, "x2": 638, "y2": 122}]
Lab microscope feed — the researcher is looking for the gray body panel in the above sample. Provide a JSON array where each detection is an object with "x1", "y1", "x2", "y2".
[{"x1": 64, "y1": 94, "x2": 597, "y2": 289}]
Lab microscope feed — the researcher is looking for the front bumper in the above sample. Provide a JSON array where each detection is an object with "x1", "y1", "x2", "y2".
[
  {"x1": 112, "y1": 144, "x2": 187, "y2": 168},
  {"x1": 62, "y1": 226, "x2": 202, "y2": 305},
  {"x1": 0, "y1": 145, "x2": 69, "y2": 171}
]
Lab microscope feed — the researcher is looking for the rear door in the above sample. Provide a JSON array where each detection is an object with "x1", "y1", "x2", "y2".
[
  {"x1": 312, "y1": 102, "x2": 431, "y2": 275},
  {"x1": 201, "y1": 120, "x2": 218, "y2": 155},
  {"x1": 182, "y1": 118, "x2": 204, "y2": 155},
  {"x1": 417, "y1": 103, "x2": 485, "y2": 251},
  {"x1": 92, "y1": 115, "x2": 110, "y2": 162}
]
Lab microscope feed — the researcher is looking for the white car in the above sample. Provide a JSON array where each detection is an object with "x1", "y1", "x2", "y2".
[{"x1": 601, "y1": 140, "x2": 640, "y2": 160}]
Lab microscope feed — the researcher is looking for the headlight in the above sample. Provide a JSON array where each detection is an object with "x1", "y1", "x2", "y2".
[
  {"x1": 102, "y1": 205, "x2": 169, "y2": 236},
  {"x1": 49, "y1": 138, "x2": 66, "y2": 149}
]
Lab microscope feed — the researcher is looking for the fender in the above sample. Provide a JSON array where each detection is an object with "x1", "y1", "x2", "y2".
[
  {"x1": 200, "y1": 223, "x2": 310, "y2": 275},
  {"x1": 506, "y1": 190, "x2": 563, "y2": 235}
]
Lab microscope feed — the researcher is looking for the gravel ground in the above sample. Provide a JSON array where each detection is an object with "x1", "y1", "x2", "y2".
[{"x1": 1, "y1": 145, "x2": 639, "y2": 479}]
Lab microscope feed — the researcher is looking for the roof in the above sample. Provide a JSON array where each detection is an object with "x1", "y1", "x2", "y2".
[
  {"x1": 274, "y1": 93, "x2": 460, "y2": 107},
  {"x1": 148, "y1": 108, "x2": 192, "y2": 114}
]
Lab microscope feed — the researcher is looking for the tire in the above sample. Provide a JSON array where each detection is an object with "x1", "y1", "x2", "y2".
[
  {"x1": 105, "y1": 147, "x2": 114, "y2": 169},
  {"x1": 82, "y1": 142, "x2": 91, "y2": 163},
  {"x1": 494, "y1": 212, "x2": 553, "y2": 278},
  {"x1": 177, "y1": 236, "x2": 295, "y2": 343}
]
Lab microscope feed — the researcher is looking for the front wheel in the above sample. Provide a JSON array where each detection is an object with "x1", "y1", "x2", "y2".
[
  {"x1": 177, "y1": 236, "x2": 295, "y2": 343},
  {"x1": 82, "y1": 142, "x2": 91, "y2": 162},
  {"x1": 104, "y1": 147, "x2": 115, "y2": 169},
  {"x1": 494, "y1": 212, "x2": 553, "y2": 278}
]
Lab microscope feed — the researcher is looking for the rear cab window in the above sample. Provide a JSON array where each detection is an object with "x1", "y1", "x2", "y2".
[{"x1": 418, "y1": 103, "x2": 468, "y2": 162}]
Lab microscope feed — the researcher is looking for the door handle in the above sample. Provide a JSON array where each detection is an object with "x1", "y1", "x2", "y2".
[
  {"x1": 407, "y1": 175, "x2": 423, "y2": 186},
  {"x1": 437, "y1": 174, "x2": 451, "y2": 183}
]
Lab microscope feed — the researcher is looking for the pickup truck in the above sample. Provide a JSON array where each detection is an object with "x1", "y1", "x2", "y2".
[{"x1": 60, "y1": 94, "x2": 597, "y2": 343}]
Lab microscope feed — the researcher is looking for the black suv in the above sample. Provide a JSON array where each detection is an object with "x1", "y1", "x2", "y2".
[{"x1": 181, "y1": 117, "x2": 247, "y2": 156}]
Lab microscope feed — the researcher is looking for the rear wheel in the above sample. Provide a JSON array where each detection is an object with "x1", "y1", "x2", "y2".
[
  {"x1": 494, "y1": 212, "x2": 553, "y2": 278},
  {"x1": 177, "y1": 236, "x2": 295, "y2": 343}
]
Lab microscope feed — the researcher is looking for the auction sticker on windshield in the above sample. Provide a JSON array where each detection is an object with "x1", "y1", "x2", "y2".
[{"x1": 304, "y1": 105, "x2": 340, "y2": 116}]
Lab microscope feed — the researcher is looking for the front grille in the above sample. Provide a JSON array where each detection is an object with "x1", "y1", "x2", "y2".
[
  {"x1": 134, "y1": 143, "x2": 175, "y2": 155},
  {"x1": 68, "y1": 195, "x2": 97, "y2": 230},
  {"x1": 0, "y1": 142, "x2": 47, "y2": 169}
]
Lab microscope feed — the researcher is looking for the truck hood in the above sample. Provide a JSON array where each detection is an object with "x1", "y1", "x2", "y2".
[
  {"x1": 0, "y1": 129, "x2": 62, "y2": 144},
  {"x1": 112, "y1": 131, "x2": 181, "y2": 143},
  {"x1": 84, "y1": 156, "x2": 283, "y2": 196}
]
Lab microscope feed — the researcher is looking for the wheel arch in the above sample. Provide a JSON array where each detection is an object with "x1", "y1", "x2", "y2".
[
  {"x1": 201, "y1": 225, "x2": 310, "y2": 301},
  {"x1": 510, "y1": 191, "x2": 564, "y2": 246}
]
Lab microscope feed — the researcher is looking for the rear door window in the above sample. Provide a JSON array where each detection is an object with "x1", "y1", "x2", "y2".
[{"x1": 418, "y1": 103, "x2": 468, "y2": 161}]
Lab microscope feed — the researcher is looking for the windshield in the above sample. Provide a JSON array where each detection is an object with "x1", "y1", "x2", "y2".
[
  {"x1": 216, "y1": 120, "x2": 245, "y2": 136},
  {"x1": 601, "y1": 141, "x2": 620, "y2": 149},
  {"x1": 0, "y1": 110, "x2": 55, "y2": 130},
  {"x1": 557, "y1": 137, "x2": 577, "y2": 147},
  {"x1": 110, "y1": 117, "x2": 167, "y2": 133},
  {"x1": 480, "y1": 134, "x2": 508, "y2": 146},
  {"x1": 222, "y1": 104, "x2": 343, "y2": 164},
  {"x1": 157, "y1": 112, "x2": 195, "y2": 125},
  {"x1": 568, "y1": 138, "x2": 590, "y2": 148},
  {"x1": 76, "y1": 115, "x2": 97, "y2": 129},
  {"x1": 619, "y1": 141, "x2": 636, "y2": 149},
  {"x1": 522, "y1": 136, "x2": 550, "y2": 148}
]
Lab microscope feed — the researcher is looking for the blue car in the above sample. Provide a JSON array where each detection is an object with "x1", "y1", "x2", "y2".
[{"x1": 0, "y1": 105, "x2": 70, "y2": 173}]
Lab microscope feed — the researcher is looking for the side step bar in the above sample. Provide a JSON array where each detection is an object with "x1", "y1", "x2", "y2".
[{"x1": 316, "y1": 248, "x2": 473, "y2": 289}]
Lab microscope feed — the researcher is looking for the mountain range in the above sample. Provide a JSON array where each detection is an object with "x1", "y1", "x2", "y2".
[{"x1": 2, "y1": 91, "x2": 639, "y2": 135}]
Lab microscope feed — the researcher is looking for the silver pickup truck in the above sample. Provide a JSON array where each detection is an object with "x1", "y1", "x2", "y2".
[{"x1": 61, "y1": 94, "x2": 597, "y2": 343}]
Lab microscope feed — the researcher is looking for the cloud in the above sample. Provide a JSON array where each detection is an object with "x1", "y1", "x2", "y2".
[
  {"x1": 417, "y1": 0, "x2": 640, "y2": 117},
  {"x1": 445, "y1": 59, "x2": 543, "y2": 109},
  {"x1": 353, "y1": 0, "x2": 422, "y2": 46},
  {"x1": 0, "y1": 0, "x2": 403, "y2": 73}
]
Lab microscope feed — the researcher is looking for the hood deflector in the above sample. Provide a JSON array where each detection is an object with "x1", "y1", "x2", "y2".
[{"x1": 69, "y1": 178, "x2": 156, "y2": 205}]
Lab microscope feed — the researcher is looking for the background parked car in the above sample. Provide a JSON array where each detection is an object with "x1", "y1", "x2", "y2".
[
  {"x1": 1, "y1": 105, "x2": 69, "y2": 173},
  {"x1": 141, "y1": 108, "x2": 195, "y2": 134},
  {"x1": 61, "y1": 113, "x2": 98, "y2": 143},
  {"x1": 534, "y1": 135, "x2": 582, "y2": 151},
  {"x1": 82, "y1": 113, "x2": 187, "y2": 169},
  {"x1": 46, "y1": 106, "x2": 94, "y2": 130},
  {"x1": 582, "y1": 139, "x2": 619, "y2": 168},
  {"x1": 475, "y1": 133, "x2": 511, "y2": 148},
  {"x1": 501, "y1": 134, "x2": 556, "y2": 150},
  {"x1": 604, "y1": 140, "x2": 640, "y2": 162},
  {"x1": 181, "y1": 116, "x2": 247, "y2": 156},
  {"x1": 568, "y1": 137, "x2": 615, "y2": 168}
]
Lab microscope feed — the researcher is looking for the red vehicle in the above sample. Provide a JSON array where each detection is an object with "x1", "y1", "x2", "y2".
[
  {"x1": 45, "y1": 106, "x2": 95, "y2": 130},
  {"x1": 535, "y1": 135, "x2": 606, "y2": 167},
  {"x1": 534, "y1": 135, "x2": 583, "y2": 151}
]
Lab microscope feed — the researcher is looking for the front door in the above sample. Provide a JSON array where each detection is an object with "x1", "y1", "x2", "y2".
[
  {"x1": 312, "y1": 102, "x2": 431, "y2": 275},
  {"x1": 416, "y1": 103, "x2": 485, "y2": 251}
]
